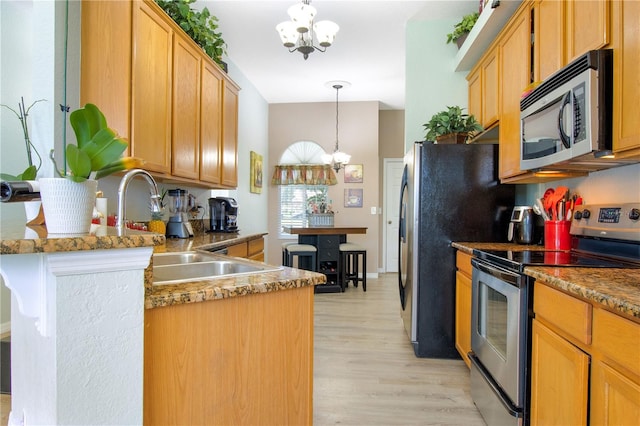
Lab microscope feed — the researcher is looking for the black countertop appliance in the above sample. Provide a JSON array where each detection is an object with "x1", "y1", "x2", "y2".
[
  {"x1": 398, "y1": 141, "x2": 515, "y2": 358},
  {"x1": 208, "y1": 197, "x2": 238, "y2": 233}
]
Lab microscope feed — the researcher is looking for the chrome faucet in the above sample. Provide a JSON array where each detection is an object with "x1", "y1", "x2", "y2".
[{"x1": 117, "y1": 169, "x2": 162, "y2": 232}]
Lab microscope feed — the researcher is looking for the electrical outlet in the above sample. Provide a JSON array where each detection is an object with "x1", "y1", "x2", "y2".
[{"x1": 370, "y1": 207, "x2": 377, "y2": 215}]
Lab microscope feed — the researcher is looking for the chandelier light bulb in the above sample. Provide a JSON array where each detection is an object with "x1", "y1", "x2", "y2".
[{"x1": 276, "y1": 0, "x2": 338, "y2": 60}]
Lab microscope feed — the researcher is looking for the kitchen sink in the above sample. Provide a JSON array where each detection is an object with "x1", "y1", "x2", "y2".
[{"x1": 152, "y1": 251, "x2": 283, "y2": 285}]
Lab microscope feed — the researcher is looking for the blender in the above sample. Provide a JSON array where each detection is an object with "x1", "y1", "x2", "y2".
[{"x1": 165, "y1": 188, "x2": 194, "y2": 238}]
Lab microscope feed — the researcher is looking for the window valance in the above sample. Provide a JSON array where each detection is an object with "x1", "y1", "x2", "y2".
[{"x1": 271, "y1": 164, "x2": 337, "y2": 185}]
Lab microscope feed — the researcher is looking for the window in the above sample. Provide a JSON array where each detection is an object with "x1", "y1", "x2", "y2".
[{"x1": 279, "y1": 185, "x2": 327, "y2": 238}]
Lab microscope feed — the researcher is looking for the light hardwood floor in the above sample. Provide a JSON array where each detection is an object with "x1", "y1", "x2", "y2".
[
  {"x1": 0, "y1": 274, "x2": 483, "y2": 426},
  {"x1": 314, "y1": 273, "x2": 484, "y2": 425}
]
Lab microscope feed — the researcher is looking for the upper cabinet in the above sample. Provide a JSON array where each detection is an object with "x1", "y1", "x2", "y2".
[
  {"x1": 80, "y1": 0, "x2": 240, "y2": 189},
  {"x1": 467, "y1": 49, "x2": 499, "y2": 130},
  {"x1": 565, "y1": 0, "x2": 610, "y2": 63}
]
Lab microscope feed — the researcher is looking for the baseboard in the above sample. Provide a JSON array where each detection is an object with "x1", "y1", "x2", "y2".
[{"x1": 366, "y1": 272, "x2": 379, "y2": 279}]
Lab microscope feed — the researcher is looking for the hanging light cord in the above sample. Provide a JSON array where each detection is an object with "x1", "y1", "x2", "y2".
[{"x1": 334, "y1": 84, "x2": 342, "y2": 152}]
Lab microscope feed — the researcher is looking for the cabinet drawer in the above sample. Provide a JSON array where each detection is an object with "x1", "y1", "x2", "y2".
[
  {"x1": 318, "y1": 236, "x2": 340, "y2": 248},
  {"x1": 534, "y1": 282, "x2": 592, "y2": 345},
  {"x1": 456, "y1": 251, "x2": 473, "y2": 277},
  {"x1": 593, "y1": 308, "x2": 640, "y2": 377},
  {"x1": 319, "y1": 249, "x2": 338, "y2": 261},
  {"x1": 226, "y1": 242, "x2": 247, "y2": 258}
]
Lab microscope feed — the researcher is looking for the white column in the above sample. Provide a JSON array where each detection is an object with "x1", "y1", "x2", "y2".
[{"x1": 1, "y1": 247, "x2": 152, "y2": 426}]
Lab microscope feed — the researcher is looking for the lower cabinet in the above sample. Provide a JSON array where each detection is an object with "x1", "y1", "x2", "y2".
[
  {"x1": 455, "y1": 251, "x2": 473, "y2": 368},
  {"x1": 144, "y1": 285, "x2": 314, "y2": 425},
  {"x1": 226, "y1": 236, "x2": 264, "y2": 260},
  {"x1": 531, "y1": 281, "x2": 640, "y2": 425}
]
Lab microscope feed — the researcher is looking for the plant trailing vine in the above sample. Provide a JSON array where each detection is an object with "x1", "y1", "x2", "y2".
[
  {"x1": 446, "y1": 12, "x2": 479, "y2": 44},
  {"x1": 155, "y1": 0, "x2": 227, "y2": 68}
]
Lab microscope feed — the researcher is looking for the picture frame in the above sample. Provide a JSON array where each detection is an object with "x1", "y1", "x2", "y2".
[
  {"x1": 344, "y1": 188, "x2": 363, "y2": 208},
  {"x1": 250, "y1": 151, "x2": 263, "y2": 194},
  {"x1": 344, "y1": 164, "x2": 363, "y2": 183}
]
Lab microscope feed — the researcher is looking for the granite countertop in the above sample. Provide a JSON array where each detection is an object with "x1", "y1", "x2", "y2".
[
  {"x1": 452, "y1": 242, "x2": 640, "y2": 321},
  {"x1": 0, "y1": 221, "x2": 326, "y2": 309}
]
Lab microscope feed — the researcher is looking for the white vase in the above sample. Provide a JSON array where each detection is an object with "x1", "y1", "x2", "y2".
[{"x1": 39, "y1": 178, "x2": 98, "y2": 234}]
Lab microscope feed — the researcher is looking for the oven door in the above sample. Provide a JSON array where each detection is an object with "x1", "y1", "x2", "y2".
[{"x1": 471, "y1": 258, "x2": 527, "y2": 408}]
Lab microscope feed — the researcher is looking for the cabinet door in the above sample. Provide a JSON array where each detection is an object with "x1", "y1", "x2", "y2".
[
  {"x1": 221, "y1": 82, "x2": 239, "y2": 187},
  {"x1": 467, "y1": 69, "x2": 482, "y2": 126},
  {"x1": 171, "y1": 35, "x2": 201, "y2": 180},
  {"x1": 535, "y1": 0, "x2": 564, "y2": 81},
  {"x1": 481, "y1": 51, "x2": 499, "y2": 127},
  {"x1": 131, "y1": 0, "x2": 173, "y2": 174},
  {"x1": 611, "y1": 0, "x2": 640, "y2": 153},
  {"x1": 591, "y1": 361, "x2": 640, "y2": 426},
  {"x1": 498, "y1": 8, "x2": 530, "y2": 180},
  {"x1": 530, "y1": 319, "x2": 590, "y2": 426},
  {"x1": 455, "y1": 270, "x2": 471, "y2": 368},
  {"x1": 566, "y1": 0, "x2": 610, "y2": 62},
  {"x1": 81, "y1": 0, "x2": 132, "y2": 146},
  {"x1": 199, "y1": 61, "x2": 223, "y2": 184}
]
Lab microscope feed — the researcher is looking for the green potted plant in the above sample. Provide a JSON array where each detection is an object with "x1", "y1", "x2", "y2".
[
  {"x1": 447, "y1": 12, "x2": 480, "y2": 48},
  {"x1": 155, "y1": 0, "x2": 227, "y2": 70},
  {"x1": 40, "y1": 103, "x2": 143, "y2": 234},
  {"x1": 423, "y1": 106, "x2": 483, "y2": 144}
]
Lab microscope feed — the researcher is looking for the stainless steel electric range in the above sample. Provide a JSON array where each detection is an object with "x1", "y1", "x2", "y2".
[{"x1": 469, "y1": 203, "x2": 640, "y2": 426}]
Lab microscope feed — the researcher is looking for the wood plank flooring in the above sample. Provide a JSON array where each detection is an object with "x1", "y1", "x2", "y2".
[
  {"x1": 313, "y1": 273, "x2": 484, "y2": 425},
  {"x1": 0, "y1": 274, "x2": 484, "y2": 426}
]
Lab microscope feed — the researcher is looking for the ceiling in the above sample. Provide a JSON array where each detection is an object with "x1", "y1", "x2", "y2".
[{"x1": 199, "y1": 1, "x2": 479, "y2": 109}]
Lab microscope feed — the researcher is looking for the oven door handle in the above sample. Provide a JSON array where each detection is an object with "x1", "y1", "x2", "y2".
[
  {"x1": 471, "y1": 258, "x2": 522, "y2": 287},
  {"x1": 468, "y1": 352, "x2": 523, "y2": 418}
]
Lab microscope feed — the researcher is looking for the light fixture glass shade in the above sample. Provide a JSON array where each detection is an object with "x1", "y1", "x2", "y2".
[
  {"x1": 321, "y1": 153, "x2": 334, "y2": 164},
  {"x1": 332, "y1": 151, "x2": 351, "y2": 165},
  {"x1": 287, "y1": 3, "x2": 316, "y2": 33},
  {"x1": 276, "y1": 21, "x2": 299, "y2": 47},
  {"x1": 313, "y1": 20, "x2": 339, "y2": 47}
]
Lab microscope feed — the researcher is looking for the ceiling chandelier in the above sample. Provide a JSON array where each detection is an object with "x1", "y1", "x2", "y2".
[
  {"x1": 322, "y1": 84, "x2": 351, "y2": 173},
  {"x1": 276, "y1": 0, "x2": 339, "y2": 60}
]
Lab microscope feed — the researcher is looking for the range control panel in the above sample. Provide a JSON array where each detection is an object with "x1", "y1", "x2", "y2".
[{"x1": 571, "y1": 203, "x2": 640, "y2": 242}]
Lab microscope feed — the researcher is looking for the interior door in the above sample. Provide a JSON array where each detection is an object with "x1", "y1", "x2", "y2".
[{"x1": 384, "y1": 159, "x2": 404, "y2": 272}]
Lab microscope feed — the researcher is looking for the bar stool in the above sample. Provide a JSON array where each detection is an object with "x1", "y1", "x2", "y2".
[
  {"x1": 281, "y1": 242, "x2": 295, "y2": 266},
  {"x1": 339, "y1": 243, "x2": 367, "y2": 292},
  {"x1": 286, "y1": 244, "x2": 317, "y2": 271}
]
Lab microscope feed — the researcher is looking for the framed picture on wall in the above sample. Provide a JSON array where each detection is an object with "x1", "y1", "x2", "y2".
[
  {"x1": 344, "y1": 188, "x2": 363, "y2": 208},
  {"x1": 250, "y1": 151, "x2": 263, "y2": 194},
  {"x1": 344, "y1": 164, "x2": 363, "y2": 183}
]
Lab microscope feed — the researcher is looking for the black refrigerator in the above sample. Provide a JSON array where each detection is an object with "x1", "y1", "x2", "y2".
[{"x1": 398, "y1": 141, "x2": 514, "y2": 358}]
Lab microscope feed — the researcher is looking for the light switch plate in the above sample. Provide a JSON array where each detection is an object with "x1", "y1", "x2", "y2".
[{"x1": 371, "y1": 207, "x2": 377, "y2": 215}]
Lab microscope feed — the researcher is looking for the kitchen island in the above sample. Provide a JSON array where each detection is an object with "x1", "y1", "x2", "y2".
[{"x1": 1, "y1": 222, "x2": 325, "y2": 425}]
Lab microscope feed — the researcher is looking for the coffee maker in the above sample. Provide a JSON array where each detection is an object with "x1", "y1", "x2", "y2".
[
  {"x1": 208, "y1": 197, "x2": 238, "y2": 233},
  {"x1": 166, "y1": 189, "x2": 194, "y2": 238}
]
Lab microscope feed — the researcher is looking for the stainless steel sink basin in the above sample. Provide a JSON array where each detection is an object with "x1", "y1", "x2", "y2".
[{"x1": 152, "y1": 251, "x2": 282, "y2": 285}]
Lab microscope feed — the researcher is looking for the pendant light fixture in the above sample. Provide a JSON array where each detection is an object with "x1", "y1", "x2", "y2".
[
  {"x1": 322, "y1": 83, "x2": 351, "y2": 173},
  {"x1": 276, "y1": 0, "x2": 339, "y2": 60}
]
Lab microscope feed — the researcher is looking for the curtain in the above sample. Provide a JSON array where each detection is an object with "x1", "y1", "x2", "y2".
[{"x1": 271, "y1": 164, "x2": 337, "y2": 185}]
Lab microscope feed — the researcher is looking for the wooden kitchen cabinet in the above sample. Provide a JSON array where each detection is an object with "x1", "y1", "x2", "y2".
[
  {"x1": 467, "y1": 51, "x2": 499, "y2": 129},
  {"x1": 131, "y1": 0, "x2": 173, "y2": 175},
  {"x1": 80, "y1": 0, "x2": 132, "y2": 146},
  {"x1": 144, "y1": 285, "x2": 314, "y2": 425},
  {"x1": 565, "y1": 0, "x2": 610, "y2": 63},
  {"x1": 226, "y1": 236, "x2": 265, "y2": 260},
  {"x1": 498, "y1": 7, "x2": 531, "y2": 181},
  {"x1": 531, "y1": 281, "x2": 640, "y2": 425},
  {"x1": 80, "y1": 0, "x2": 240, "y2": 188},
  {"x1": 533, "y1": 0, "x2": 564, "y2": 82},
  {"x1": 171, "y1": 33, "x2": 201, "y2": 180},
  {"x1": 454, "y1": 251, "x2": 473, "y2": 368},
  {"x1": 610, "y1": 0, "x2": 640, "y2": 155},
  {"x1": 221, "y1": 81, "x2": 240, "y2": 188},
  {"x1": 199, "y1": 61, "x2": 224, "y2": 185}
]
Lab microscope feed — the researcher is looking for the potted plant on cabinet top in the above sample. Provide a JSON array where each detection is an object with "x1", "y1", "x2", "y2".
[
  {"x1": 40, "y1": 103, "x2": 143, "y2": 234},
  {"x1": 423, "y1": 106, "x2": 483, "y2": 145},
  {"x1": 155, "y1": 0, "x2": 227, "y2": 70},
  {"x1": 447, "y1": 12, "x2": 480, "y2": 48}
]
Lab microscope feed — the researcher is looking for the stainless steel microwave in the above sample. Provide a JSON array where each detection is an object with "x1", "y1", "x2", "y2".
[{"x1": 520, "y1": 49, "x2": 619, "y2": 172}]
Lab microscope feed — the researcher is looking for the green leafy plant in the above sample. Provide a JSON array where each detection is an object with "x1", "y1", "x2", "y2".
[
  {"x1": 50, "y1": 104, "x2": 143, "y2": 182},
  {"x1": 0, "y1": 97, "x2": 45, "y2": 181},
  {"x1": 447, "y1": 12, "x2": 479, "y2": 44},
  {"x1": 155, "y1": 0, "x2": 227, "y2": 67},
  {"x1": 423, "y1": 106, "x2": 483, "y2": 141}
]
